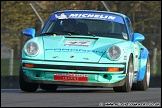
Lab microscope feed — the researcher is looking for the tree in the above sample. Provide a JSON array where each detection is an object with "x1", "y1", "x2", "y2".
[{"x1": 1, "y1": 1, "x2": 161, "y2": 59}]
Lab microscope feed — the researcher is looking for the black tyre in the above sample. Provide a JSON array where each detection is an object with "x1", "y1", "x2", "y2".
[
  {"x1": 40, "y1": 84, "x2": 58, "y2": 91},
  {"x1": 132, "y1": 57, "x2": 150, "y2": 91},
  {"x1": 113, "y1": 55, "x2": 134, "y2": 92},
  {"x1": 19, "y1": 66, "x2": 39, "y2": 92}
]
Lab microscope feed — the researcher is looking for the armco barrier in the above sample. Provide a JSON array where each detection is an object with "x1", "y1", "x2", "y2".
[{"x1": 1, "y1": 75, "x2": 161, "y2": 89}]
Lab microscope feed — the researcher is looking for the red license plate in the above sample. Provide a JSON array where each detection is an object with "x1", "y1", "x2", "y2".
[{"x1": 54, "y1": 73, "x2": 88, "y2": 82}]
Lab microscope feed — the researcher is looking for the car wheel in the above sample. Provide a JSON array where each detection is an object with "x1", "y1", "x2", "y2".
[
  {"x1": 19, "y1": 66, "x2": 39, "y2": 92},
  {"x1": 40, "y1": 84, "x2": 58, "y2": 91},
  {"x1": 132, "y1": 57, "x2": 150, "y2": 91},
  {"x1": 113, "y1": 55, "x2": 134, "y2": 92}
]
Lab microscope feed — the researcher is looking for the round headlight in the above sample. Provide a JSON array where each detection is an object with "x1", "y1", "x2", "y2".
[
  {"x1": 25, "y1": 42, "x2": 39, "y2": 56},
  {"x1": 107, "y1": 45, "x2": 121, "y2": 60}
]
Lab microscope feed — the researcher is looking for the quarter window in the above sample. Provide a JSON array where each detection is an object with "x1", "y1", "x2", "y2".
[{"x1": 126, "y1": 18, "x2": 134, "y2": 40}]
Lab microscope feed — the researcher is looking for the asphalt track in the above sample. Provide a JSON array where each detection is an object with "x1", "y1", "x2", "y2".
[{"x1": 1, "y1": 87, "x2": 161, "y2": 107}]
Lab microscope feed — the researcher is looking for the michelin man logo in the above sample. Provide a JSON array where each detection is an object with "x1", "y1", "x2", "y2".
[{"x1": 55, "y1": 13, "x2": 68, "y2": 19}]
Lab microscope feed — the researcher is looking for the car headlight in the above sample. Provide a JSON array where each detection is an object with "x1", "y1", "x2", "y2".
[
  {"x1": 107, "y1": 45, "x2": 121, "y2": 60},
  {"x1": 25, "y1": 42, "x2": 39, "y2": 56}
]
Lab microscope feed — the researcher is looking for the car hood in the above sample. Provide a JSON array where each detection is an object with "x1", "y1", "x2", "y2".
[{"x1": 42, "y1": 35, "x2": 125, "y2": 62}]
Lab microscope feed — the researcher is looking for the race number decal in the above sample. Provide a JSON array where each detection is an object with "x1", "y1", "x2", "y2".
[{"x1": 64, "y1": 40, "x2": 92, "y2": 47}]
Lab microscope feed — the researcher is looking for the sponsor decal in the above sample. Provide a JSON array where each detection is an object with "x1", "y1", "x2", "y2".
[
  {"x1": 70, "y1": 56, "x2": 74, "y2": 58},
  {"x1": 134, "y1": 44, "x2": 139, "y2": 71},
  {"x1": 68, "y1": 14, "x2": 116, "y2": 20},
  {"x1": 51, "y1": 12, "x2": 124, "y2": 24},
  {"x1": 54, "y1": 73, "x2": 88, "y2": 82},
  {"x1": 123, "y1": 48, "x2": 127, "y2": 60},
  {"x1": 53, "y1": 56, "x2": 59, "y2": 58},
  {"x1": 54, "y1": 13, "x2": 116, "y2": 20},
  {"x1": 55, "y1": 13, "x2": 68, "y2": 19},
  {"x1": 122, "y1": 32, "x2": 128, "y2": 39},
  {"x1": 124, "y1": 56, "x2": 127, "y2": 60},
  {"x1": 46, "y1": 48, "x2": 104, "y2": 54},
  {"x1": 83, "y1": 57, "x2": 89, "y2": 60},
  {"x1": 118, "y1": 75, "x2": 125, "y2": 78}
]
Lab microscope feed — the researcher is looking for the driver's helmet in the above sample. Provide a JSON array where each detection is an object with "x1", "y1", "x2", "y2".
[
  {"x1": 61, "y1": 19, "x2": 77, "y2": 31},
  {"x1": 107, "y1": 21, "x2": 113, "y2": 33}
]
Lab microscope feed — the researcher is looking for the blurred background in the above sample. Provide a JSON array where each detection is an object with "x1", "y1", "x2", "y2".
[{"x1": 1, "y1": 1, "x2": 161, "y2": 76}]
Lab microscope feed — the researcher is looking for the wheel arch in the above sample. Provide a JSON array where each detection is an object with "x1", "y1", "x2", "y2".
[
  {"x1": 125, "y1": 53, "x2": 134, "y2": 74},
  {"x1": 137, "y1": 47, "x2": 149, "y2": 81}
]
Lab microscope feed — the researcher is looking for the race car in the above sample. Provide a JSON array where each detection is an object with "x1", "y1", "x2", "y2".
[{"x1": 19, "y1": 10, "x2": 150, "y2": 92}]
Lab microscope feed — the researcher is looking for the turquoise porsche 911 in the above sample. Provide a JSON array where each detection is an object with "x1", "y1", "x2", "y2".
[{"x1": 19, "y1": 10, "x2": 150, "y2": 92}]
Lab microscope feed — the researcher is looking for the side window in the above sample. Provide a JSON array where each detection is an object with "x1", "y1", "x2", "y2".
[{"x1": 126, "y1": 18, "x2": 134, "y2": 40}]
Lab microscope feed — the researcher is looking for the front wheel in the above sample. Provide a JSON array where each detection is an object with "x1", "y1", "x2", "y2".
[
  {"x1": 113, "y1": 55, "x2": 134, "y2": 92},
  {"x1": 19, "y1": 66, "x2": 39, "y2": 92}
]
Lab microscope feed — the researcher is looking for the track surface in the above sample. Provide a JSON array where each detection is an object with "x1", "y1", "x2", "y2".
[{"x1": 1, "y1": 87, "x2": 161, "y2": 107}]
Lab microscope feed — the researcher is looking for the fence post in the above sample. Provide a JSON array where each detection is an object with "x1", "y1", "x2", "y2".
[
  {"x1": 9, "y1": 49, "x2": 14, "y2": 76},
  {"x1": 151, "y1": 48, "x2": 157, "y2": 75}
]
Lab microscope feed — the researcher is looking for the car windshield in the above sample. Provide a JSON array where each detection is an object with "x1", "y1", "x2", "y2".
[{"x1": 40, "y1": 18, "x2": 128, "y2": 40}]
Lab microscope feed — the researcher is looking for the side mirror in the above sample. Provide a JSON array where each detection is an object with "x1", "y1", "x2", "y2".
[
  {"x1": 132, "y1": 33, "x2": 145, "y2": 42},
  {"x1": 23, "y1": 28, "x2": 36, "y2": 38}
]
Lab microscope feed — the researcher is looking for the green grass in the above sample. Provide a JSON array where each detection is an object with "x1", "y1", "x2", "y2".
[
  {"x1": 1, "y1": 59, "x2": 21, "y2": 76},
  {"x1": 156, "y1": 62, "x2": 161, "y2": 76}
]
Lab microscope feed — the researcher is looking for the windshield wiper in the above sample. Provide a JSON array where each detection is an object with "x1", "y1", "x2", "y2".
[
  {"x1": 86, "y1": 33, "x2": 95, "y2": 37},
  {"x1": 40, "y1": 32, "x2": 62, "y2": 36},
  {"x1": 61, "y1": 30, "x2": 80, "y2": 36},
  {"x1": 61, "y1": 30, "x2": 95, "y2": 37}
]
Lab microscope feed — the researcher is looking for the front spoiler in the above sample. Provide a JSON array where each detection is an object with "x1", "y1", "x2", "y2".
[{"x1": 23, "y1": 73, "x2": 126, "y2": 87}]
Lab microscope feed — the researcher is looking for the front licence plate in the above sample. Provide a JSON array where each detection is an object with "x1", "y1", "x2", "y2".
[{"x1": 54, "y1": 73, "x2": 88, "y2": 82}]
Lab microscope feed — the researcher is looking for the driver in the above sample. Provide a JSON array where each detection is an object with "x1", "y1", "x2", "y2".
[
  {"x1": 63, "y1": 23, "x2": 74, "y2": 31},
  {"x1": 62, "y1": 19, "x2": 76, "y2": 32}
]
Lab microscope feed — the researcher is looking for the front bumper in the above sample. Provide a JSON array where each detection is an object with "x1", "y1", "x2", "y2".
[{"x1": 21, "y1": 59, "x2": 127, "y2": 87}]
